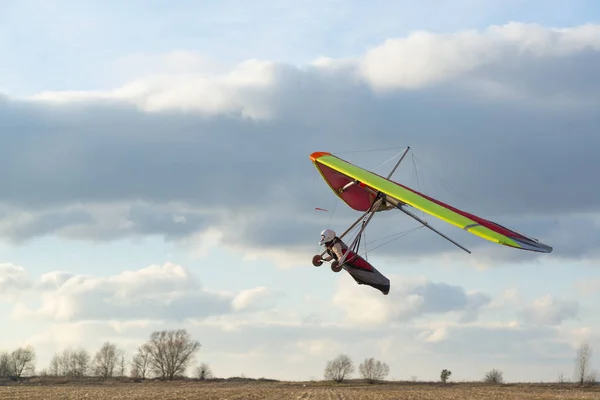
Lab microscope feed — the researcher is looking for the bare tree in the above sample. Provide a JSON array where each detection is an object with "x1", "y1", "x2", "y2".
[
  {"x1": 484, "y1": 368, "x2": 503, "y2": 383},
  {"x1": 575, "y1": 342, "x2": 593, "y2": 385},
  {"x1": 50, "y1": 348, "x2": 72, "y2": 376},
  {"x1": 64, "y1": 348, "x2": 76, "y2": 376},
  {"x1": 196, "y1": 363, "x2": 213, "y2": 380},
  {"x1": 48, "y1": 353, "x2": 61, "y2": 376},
  {"x1": 50, "y1": 347, "x2": 91, "y2": 377},
  {"x1": 10, "y1": 346, "x2": 36, "y2": 377},
  {"x1": 324, "y1": 354, "x2": 354, "y2": 383},
  {"x1": 0, "y1": 352, "x2": 11, "y2": 377},
  {"x1": 585, "y1": 370, "x2": 598, "y2": 385},
  {"x1": 73, "y1": 349, "x2": 91, "y2": 377},
  {"x1": 358, "y1": 357, "x2": 389, "y2": 383},
  {"x1": 143, "y1": 329, "x2": 201, "y2": 380},
  {"x1": 131, "y1": 346, "x2": 151, "y2": 379},
  {"x1": 557, "y1": 372, "x2": 569, "y2": 383},
  {"x1": 118, "y1": 353, "x2": 126, "y2": 377},
  {"x1": 93, "y1": 342, "x2": 123, "y2": 379}
]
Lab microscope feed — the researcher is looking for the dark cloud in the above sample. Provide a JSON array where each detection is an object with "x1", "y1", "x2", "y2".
[
  {"x1": 0, "y1": 203, "x2": 215, "y2": 244},
  {"x1": 397, "y1": 280, "x2": 492, "y2": 321},
  {"x1": 1, "y1": 25, "x2": 599, "y2": 264}
]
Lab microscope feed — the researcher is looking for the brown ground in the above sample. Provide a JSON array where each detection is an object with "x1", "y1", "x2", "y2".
[{"x1": 1, "y1": 380, "x2": 600, "y2": 400}]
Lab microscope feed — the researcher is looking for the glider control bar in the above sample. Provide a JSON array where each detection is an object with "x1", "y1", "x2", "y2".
[{"x1": 394, "y1": 203, "x2": 472, "y2": 254}]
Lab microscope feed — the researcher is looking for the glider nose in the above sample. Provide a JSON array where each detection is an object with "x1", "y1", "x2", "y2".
[{"x1": 310, "y1": 151, "x2": 331, "y2": 161}]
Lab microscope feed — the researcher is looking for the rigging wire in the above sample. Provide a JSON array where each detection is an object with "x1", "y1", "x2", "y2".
[
  {"x1": 363, "y1": 228, "x2": 367, "y2": 261},
  {"x1": 411, "y1": 152, "x2": 484, "y2": 217},
  {"x1": 412, "y1": 152, "x2": 421, "y2": 193},
  {"x1": 336, "y1": 146, "x2": 410, "y2": 155},
  {"x1": 354, "y1": 225, "x2": 425, "y2": 258},
  {"x1": 328, "y1": 196, "x2": 339, "y2": 228},
  {"x1": 369, "y1": 148, "x2": 409, "y2": 173},
  {"x1": 411, "y1": 152, "x2": 425, "y2": 219}
]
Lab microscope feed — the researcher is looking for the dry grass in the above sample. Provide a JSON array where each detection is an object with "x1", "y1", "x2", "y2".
[{"x1": 1, "y1": 380, "x2": 599, "y2": 400}]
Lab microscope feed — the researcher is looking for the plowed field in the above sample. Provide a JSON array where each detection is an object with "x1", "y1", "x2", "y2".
[{"x1": 1, "y1": 381, "x2": 599, "y2": 399}]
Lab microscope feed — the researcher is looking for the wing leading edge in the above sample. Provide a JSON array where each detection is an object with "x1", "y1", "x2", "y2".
[{"x1": 310, "y1": 151, "x2": 552, "y2": 254}]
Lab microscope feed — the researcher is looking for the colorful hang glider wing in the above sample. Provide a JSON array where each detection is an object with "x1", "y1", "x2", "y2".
[{"x1": 310, "y1": 151, "x2": 552, "y2": 254}]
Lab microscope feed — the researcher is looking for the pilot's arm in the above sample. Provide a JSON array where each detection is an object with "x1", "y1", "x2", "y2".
[
  {"x1": 330, "y1": 242, "x2": 345, "y2": 261},
  {"x1": 322, "y1": 252, "x2": 333, "y2": 262}
]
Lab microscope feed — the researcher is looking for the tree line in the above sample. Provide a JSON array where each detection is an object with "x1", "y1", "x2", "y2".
[
  {"x1": 1, "y1": 331, "x2": 597, "y2": 385},
  {"x1": 323, "y1": 341, "x2": 598, "y2": 385},
  {"x1": 0, "y1": 329, "x2": 212, "y2": 381}
]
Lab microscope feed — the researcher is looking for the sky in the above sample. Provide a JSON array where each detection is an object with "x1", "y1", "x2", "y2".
[{"x1": 1, "y1": 0, "x2": 600, "y2": 383}]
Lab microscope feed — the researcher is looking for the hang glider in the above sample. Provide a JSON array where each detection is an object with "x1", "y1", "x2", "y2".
[
  {"x1": 310, "y1": 148, "x2": 553, "y2": 254},
  {"x1": 310, "y1": 147, "x2": 552, "y2": 295}
]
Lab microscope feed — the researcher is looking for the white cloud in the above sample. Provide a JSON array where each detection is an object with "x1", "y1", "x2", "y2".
[
  {"x1": 232, "y1": 286, "x2": 279, "y2": 311},
  {"x1": 3, "y1": 271, "x2": 594, "y2": 381},
  {"x1": 181, "y1": 227, "x2": 224, "y2": 259},
  {"x1": 8, "y1": 262, "x2": 273, "y2": 323},
  {"x1": 360, "y1": 22, "x2": 600, "y2": 91},
  {"x1": 295, "y1": 338, "x2": 340, "y2": 357},
  {"x1": 487, "y1": 288, "x2": 520, "y2": 309},
  {"x1": 0, "y1": 263, "x2": 31, "y2": 300},
  {"x1": 22, "y1": 22, "x2": 600, "y2": 122},
  {"x1": 28, "y1": 59, "x2": 277, "y2": 119},
  {"x1": 419, "y1": 326, "x2": 448, "y2": 343},
  {"x1": 518, "y1": 295, "x2": 580, "y2": 326}
]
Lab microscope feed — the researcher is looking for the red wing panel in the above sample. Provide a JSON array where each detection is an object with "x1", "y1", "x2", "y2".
[{"x1": 314, "y1": 161, "x2": 375, "y2": 211}]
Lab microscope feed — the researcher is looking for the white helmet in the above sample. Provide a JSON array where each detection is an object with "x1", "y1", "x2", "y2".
[{"x1": 320, "y1": 229, "x2": 336, "y2": 245}]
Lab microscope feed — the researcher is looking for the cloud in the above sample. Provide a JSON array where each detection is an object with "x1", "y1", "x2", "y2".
[
  {"x1": 360, "y1": 23, "x2": 600, "y2": 91},
  {"x1": 9, "y1": 262, "x2": 273, "y2": 322},
  {"x1": 0, "y1": 22, "x2": 599, "y2": 265},
  {"x1": 13, "y1": 311, "x2": 586, "y2": 381},
  {"x1": 37, "y1": 271, "x2": 75, "y2": 291},
  {"x1": 517, "y1": 295, "x2": 580, "y2": 326},
  {"x1": 28, "y1": 59, "x2": 278, "y2": 119},
  {"x1": 3, "y1": 263, "x2": 593, "y2": 381},
  {"x1": 332, "y1": 275, "x2": 491, "y2": 325},
  {"x1": 487, "y1": 288, "x2": 520, "y2": 309},
  {"x1": 420, "y1": 321, "x2": 575, "y2": 366},
  {"x1": 0, "y1": 263, "x2": 31, "y2": 300},
  {"x1": 232, "y1": 286, "x2": 281, "y2": 311}
]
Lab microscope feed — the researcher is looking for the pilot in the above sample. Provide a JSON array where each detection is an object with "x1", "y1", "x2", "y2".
[{"x1": 319, "y1": 228, "x2": 347, "y2": 263}]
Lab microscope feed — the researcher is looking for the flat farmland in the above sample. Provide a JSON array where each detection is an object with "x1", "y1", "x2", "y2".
[{"x1": 1, "y1": 381, "x2": 599, "y2": 400}]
